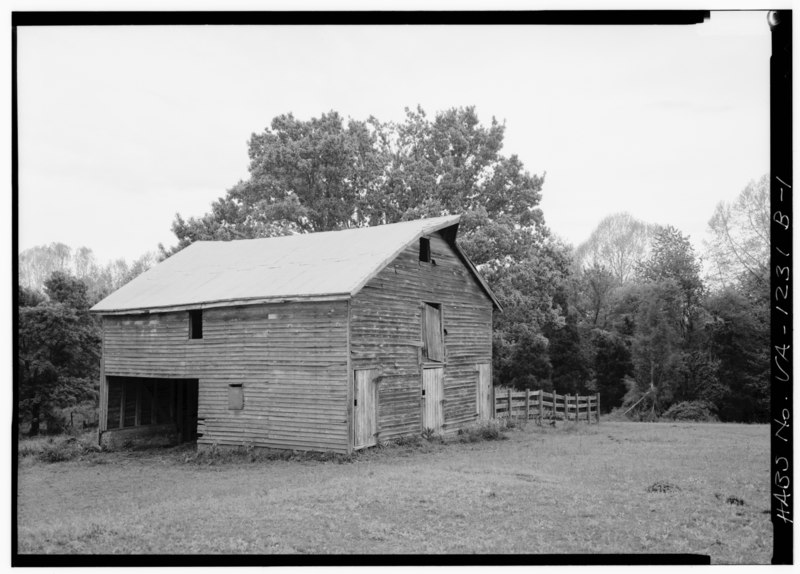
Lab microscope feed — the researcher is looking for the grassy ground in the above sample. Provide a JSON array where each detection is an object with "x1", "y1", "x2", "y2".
[{"x1": 16, "y1": 421, "x2": 771, "y2": 562}]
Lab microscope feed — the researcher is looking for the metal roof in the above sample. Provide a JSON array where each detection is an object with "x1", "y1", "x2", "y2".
[{"x1": 91, "y1": 214, "x2": 501, "y2": 314}]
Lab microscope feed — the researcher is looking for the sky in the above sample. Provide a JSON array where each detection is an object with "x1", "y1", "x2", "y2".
[{"x1": 16, "y1": 11, "x2": 771, "y2": 264}]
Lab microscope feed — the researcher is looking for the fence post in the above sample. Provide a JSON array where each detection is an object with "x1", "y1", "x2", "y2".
[
  {"x1": 596, "y1": 392, "x2": 601, "y2": 423},
  {"x1": 587, "y1": 395, "x2": 591, "y2": 423},
  {"x1": 525, "y1": 389, "x2": 530, "y2": 420},
  {"x1": 538, "y1": 391, "x2": 544, "y2": 425},
  {"x1": 492, "y1": 386, "x2": 496, "y2": 419}
]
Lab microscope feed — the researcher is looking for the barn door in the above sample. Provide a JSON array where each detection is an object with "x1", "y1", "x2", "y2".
[
  {"x1": 353, "y1": 369, "x2": 378, "y2": 449},
  {"x1": 476, "y1": 363, "x2": 493, "y2": 420},
  {"x1": 421, "y1": 367, "x2": 444, "y2": 432}
]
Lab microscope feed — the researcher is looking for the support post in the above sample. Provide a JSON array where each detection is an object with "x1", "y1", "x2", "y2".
[
  {"x1": 525, "y1": 389, "x2": 530, "y2": 420},
  {"x1": 596, "y1": 392, "x2": 601, "y2": 423},
  {"x1": 538, "y1": 391, "x2": 544, "y2": 425},
  {"x1": 507, "y1": 388, "x2": 513, "y2": 419}
]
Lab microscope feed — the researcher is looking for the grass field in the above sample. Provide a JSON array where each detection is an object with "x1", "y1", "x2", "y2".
[{"x1": 16, "y1": 421, "x2": 771, "y2": 562}]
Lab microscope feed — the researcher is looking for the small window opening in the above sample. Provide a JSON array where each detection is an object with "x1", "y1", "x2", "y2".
[
  {"x1": 189, "y1": 310, "x2": 203, "y2": 339},
  {"x1": 419, "y1": 237, "x2": 431, "y2": 262},
  {"x1": 228, "y1": 383, "x2": 244, "y2": 410}
]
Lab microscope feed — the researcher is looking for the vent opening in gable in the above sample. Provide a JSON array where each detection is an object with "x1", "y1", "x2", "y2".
[{"x1": 419, "y1": 237, "x2": 431, "y2": 262}]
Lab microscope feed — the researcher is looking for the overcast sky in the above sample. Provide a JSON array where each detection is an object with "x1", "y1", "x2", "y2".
[{"x1": 16, "y1": 11, "x2": 771, "y2": 264}]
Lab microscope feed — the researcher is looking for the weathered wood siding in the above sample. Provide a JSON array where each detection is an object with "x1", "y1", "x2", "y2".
[
  {"x1": 101, "y1": 301, "x2": 350, "y2": 452},
  {"x1": 350, "y1": 232, "x2": 493, "y2": 440}
]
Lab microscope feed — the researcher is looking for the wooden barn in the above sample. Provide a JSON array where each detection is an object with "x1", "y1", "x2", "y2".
[{"x1": 91, "y1": 215, "x2": 501, "y2": 453}]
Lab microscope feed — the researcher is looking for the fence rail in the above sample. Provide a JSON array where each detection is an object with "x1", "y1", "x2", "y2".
[{"x1": 494, "y1": 388, "x2": 600, "y2": 424}]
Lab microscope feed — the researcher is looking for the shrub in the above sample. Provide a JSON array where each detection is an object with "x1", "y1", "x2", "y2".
[
  {"x1": 393, "y1": 434, "x2": 422, "y2": 448},
  {"x1": 661, "y1": 401, "x2": 719, "y2": 422},
  {"x1": 36, "y1": 436, "x2": 98, "y2": 463},
  {"x1": 457, "y1": 421, "x2": 507, "y2": 443}
]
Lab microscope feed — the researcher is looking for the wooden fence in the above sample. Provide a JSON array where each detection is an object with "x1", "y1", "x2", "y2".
[{"x1": 494, "y1": 388, "x2": 600, "y2": 424}]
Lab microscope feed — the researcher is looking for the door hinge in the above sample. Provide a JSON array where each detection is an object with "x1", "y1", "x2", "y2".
[
  {"x1": 422, "y1": 390, "x2": 426, "y2": 396},
  {"x1": 354, "y1": 399, "x2": 358, "y2": 406}
]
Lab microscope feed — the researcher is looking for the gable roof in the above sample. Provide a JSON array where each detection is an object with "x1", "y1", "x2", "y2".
[{"x1": 91, "y1": 215, "x2": 502, "y2": 314}]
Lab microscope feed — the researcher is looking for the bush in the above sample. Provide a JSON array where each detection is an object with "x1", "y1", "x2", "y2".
[
  {"x1": 661, "y1": 401, "x2": 719, "y2": 422},
  {"x1": 457, "y1": 421, "x2": 507, "y2": 443},
  {"x1": 393, "y1": 434, "x2": 422, "y2": 448},
  {"x1": 35, "y1": 436, "x2": 99, "y2": 463}
]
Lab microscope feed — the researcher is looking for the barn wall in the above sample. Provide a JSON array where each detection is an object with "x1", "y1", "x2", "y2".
[
  {"x1": 101, "y1": 300, "x2": 350, "y2": 452},
  {"x1": 350, "y1": 232, "x2": 493, "y2": 440}
]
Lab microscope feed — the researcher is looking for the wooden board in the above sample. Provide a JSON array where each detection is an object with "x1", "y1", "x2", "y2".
[
  {"x1": 353, "y1": 369, "x2": 378, "y2": 449},
  {"x1": 476, "y1": 363, "x2": 493, "y2": 420},
  {"x1": 422, "y1": 367, "x2": 444, "y2": 432}
]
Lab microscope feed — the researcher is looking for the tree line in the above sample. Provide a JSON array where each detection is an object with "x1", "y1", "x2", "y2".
[{"x1": 17, "y1": 107, "x2": 769, "y2": 433}]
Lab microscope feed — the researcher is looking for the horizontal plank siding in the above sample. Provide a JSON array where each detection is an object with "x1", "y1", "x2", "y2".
[
  {"x1": 350, "y1": 232, "x2": 493, "y2": 440},
  {"x1": 102, "y1": 301, "x2": 350, "y2": 452}
]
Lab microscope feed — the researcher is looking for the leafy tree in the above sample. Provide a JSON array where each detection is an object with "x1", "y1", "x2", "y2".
[
  {"x1": 19, "y1": 244, "x2": 156, "y2": 305},
  {"x1": 167, "y1": 111, "x2": 385, "y2": 253},
  {"x1": 705, "y1": 174, "x2": 769, "y2": 291},
  {"x1": 18, "y1": 285, "x2": 45, "y2": 308},
  {"x1": 19, "y1": 242, "x2": 73, "y2": 291},
  {"x1": 637, "y1": 226, "x2": 704, "y2": 338},
  {"x1": 44, "y1": 271, "x2": 91, "y2": 310},
  {"x1": 574, "y1": 213, "x2": 658, "y2": 283},
  {"x1": 573, "y1": 263, "x2": 617, "y2": 328},
  {"x1": 703, "y1": 288, "x2": 769, "y2": 421},
  {"x1": 547, "y1": 312, "x2": 592, "y2": 395},
  {"x1": 18, "y1": 272, "x2": 100, "y2": 435},
  {"x1": 591, "y1": 329, "x2": 632, "y2": 412},
  {"x1": 627, "y1": 282, "x2": 685, "y2": 414}
]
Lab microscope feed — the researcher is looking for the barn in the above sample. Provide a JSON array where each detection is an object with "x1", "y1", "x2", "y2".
[{"x1": 91, "y1": 214, "x2": 501, "y2": 453}]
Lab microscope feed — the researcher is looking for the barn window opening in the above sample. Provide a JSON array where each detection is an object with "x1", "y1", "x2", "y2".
[
  {"x1": 189, "y1": 310, "x2": 203, "y2": 339},
  {"x1": 419, "y1": 237, "x2": 431, "y2": 262},
  {"x1": 422, "y1": 302, "x2": 445, "y2": 362},
  {"x1": 228, "y1": 383, "x2": 244, "y2": 410}
]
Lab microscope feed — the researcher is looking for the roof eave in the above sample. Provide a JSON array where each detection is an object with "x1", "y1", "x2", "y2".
[{"x1": 90, "y1": 293, "x2": 352, "y2": 315}]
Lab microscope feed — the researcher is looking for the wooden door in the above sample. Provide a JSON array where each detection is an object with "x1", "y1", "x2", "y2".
[
  {"x1": 476, "y1": 363, "x2": 493, "y2": 420},
  {"x1": 421, "y1": 367, "x2": 444, "y2": 432},
  {"x1": 353, "y1": 369, "x2": 378, "y2": 449}
]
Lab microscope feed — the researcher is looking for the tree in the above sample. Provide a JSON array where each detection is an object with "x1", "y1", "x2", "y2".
[
  {"x1": 703, "y1": 288, "x2": 769, "y2": 421},
  {"x1": 19, "y1": 242, "x2": 74, "y2": 291},
  {"x1": 18, "y1": 272, "x2": 100, "y2": 435},
  {"x1": 591, "y1": 329, "x2": 633, "y2": 412},
  {"x1": 574, "y1": 213, "x2": 658, "y2": 283},
  {"x1": 572, "y1": 263, "x2": 617, "y2": 328},
  {"x1": 19, "y1": 244, "x2": 156, "y2": 306},
  {"x1": 705, "y1": 174, "x2": 769, "y2": 291},
  {"x1": 637, "y1": 225, "x2": 704, "y2": 338},
  {"x1": 547, "y1": 312, "x2": 592, "y2": 395},
  {"x1": 628, "y1": 282, "x2": 685, "y2": 415},
  {"x1": 167, "y1": 111, "x2": 386, "y2": 253}
]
